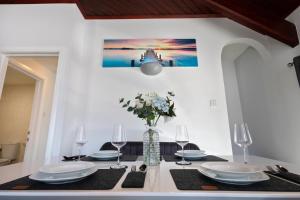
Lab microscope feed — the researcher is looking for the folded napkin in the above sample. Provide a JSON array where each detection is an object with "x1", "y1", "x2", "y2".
[
  {"x1": 121, "y1": 171, "x2": 146, "y2": 188},
  {"x1": 266, "y1": 171, "x2": 300, "y2": 185},
  {"x1": 63, "y1": 155, "x2": 86, "y2": 161},
  {"x1": 81, "y1": 155, "x2": 138, "y2": 162},
  {"x1": 163, "y1": 155, "x2": 227, "y2": 162}
]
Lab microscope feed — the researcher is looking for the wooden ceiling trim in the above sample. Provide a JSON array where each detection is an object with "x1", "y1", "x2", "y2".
[
  {"x1": 133, "y1": 1, "x2": 166, "y2": 15},
  {"x1": 171, "y1": 0, "x2": 193, "y2": 14},
  {"x1": 203, "y1": 0, "x2": 299, "y2": 47},
  {"x1": 0, "y1": 0, "x2": 74, "y2": 3},
  {"x1": 109, "y1": 0, "x2": 138, "y2": 15},
  {"x1": 146, "y1": 0, "x2": 188, "y2": 15},
  {"x1": 77, "y1": 0, "x2": 222, "y2": 18},
  {"x1": 181, "y1": 0, "x2": 199, "y2": 15},
  {"x1": 83, "y1": 14, "x2": 222, "y2": 20},
  {"x1": 247, "y1": 0, "x2": 300, "y2": 20},
  {"x1": 139, "y1": 0, "x2": 164, "y2": 15},
  {"x1": 74, "y1": 0, "x2": 88, "y2": 18},
  {"x1": 0, "y1": 0, "x2": 299, "y2": 46}
]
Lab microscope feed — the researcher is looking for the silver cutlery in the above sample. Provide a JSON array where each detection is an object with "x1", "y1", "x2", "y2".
[
  {"x1": 266, "y1": 166, "x2": 279, "y2": 174},
  {"x1": 275, "y1": 165, "x2": 289, "y2": 173},
  {"x1": 131, "y1": 164, "x2": 147, "y2": 173},
  {"x1": 139, "y1": 164, "x2": 147, "y2": 172},
  {"x1": 267, "y1": 165, "x2": 289, "y2": 174},
  {"x1": 266, "y1": 165, "x2": 300, "y2": 186},
  {"x1": 131, "y1": 165, "x2": 137, "y2": 172}
]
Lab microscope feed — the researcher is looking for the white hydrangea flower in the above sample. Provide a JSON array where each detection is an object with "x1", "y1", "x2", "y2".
[
  {"x1": 135, "y1": 100, "x2": 143, "y2": 108},
  {"x1": 153, "y1": 96, "x2": 169, "y2": 112},
  {"x1": 143, "y1": 92, "x2": 157, "y2": 106}
]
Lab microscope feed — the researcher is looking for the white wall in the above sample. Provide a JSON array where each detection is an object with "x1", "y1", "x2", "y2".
[
  {"x1": 237, "y1": 7, "x2": 300, "y2": 164},
  {"x1": 1, "y1": 4, "x2": 299, "y2": 163},
  {"x1": 220, "y1": 6, "x2": 300, "y2": 164},
  {"x1": 221, "y1": 44, "x2": 248, "y2": 155},
  {"x1": 0, "y1": 4, "x2": 87, "y2": 163},
  {"x1": 0, "y1": 84, "x2": 35, "y2": 161},
  {"x1": 66, "y1": 18, "x2": 271, "y2": 156},
  {"x1": 234, "y1": 47, "x2": 275, "y2": 157}
]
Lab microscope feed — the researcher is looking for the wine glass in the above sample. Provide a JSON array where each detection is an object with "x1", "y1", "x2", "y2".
[
  {"x1": 175, "y1": 125, "x2": 191, "y2": 165},
  {"x1": 234, "y1": 123, "x2": 253, "y2": 164},
  {"x1": 76, "y1": 125, "x2": 87, "y2": 161},
  {"x1": 111, "y1": 124, "x2": 127, "y2": 169}
]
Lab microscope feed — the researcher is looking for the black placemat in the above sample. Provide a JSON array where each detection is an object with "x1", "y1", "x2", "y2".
[
  {"x1": 80, "y1": 155, "x2": 138, "y2": 162},
  {"x1": 163, "y1": 155, "x2": 227, "y2": 162},
  {"x1": 0, "y1": 169, "x2": 125, "y2": 190},
  {"x1": 265, "y1": 171, "x2": 300, "y2": 185},
  {"x1": 170, "y1": 169, "x2": 300, "y2": 192},
  {"x1": 63, "y1": 155, "x2": 86, "y2": 161},
  {"x1": 122, "y1": 172, "x2": 146, "y2": 188}
]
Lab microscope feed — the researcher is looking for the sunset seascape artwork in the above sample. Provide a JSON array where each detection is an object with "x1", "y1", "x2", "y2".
[{"x1": 102, "y1": 39, "x2": 198, "y2": 68}]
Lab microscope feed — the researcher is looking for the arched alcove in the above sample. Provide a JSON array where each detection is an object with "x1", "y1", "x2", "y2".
[
  {"x1": 221, "y1": 38, "x2": 273, "y2": 157},
  {"x1": 222, "y1": 38, "x2": 271, "y2": 61}
]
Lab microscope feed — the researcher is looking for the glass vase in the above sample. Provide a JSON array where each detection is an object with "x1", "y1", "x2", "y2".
[{"x1": 143, "y1": 126, "x2": 160, "y2": 166}]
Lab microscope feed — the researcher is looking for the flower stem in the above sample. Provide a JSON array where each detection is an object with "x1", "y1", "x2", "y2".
[{"x1": 154, "y1": 115, "x2": 161, "y2": 126}]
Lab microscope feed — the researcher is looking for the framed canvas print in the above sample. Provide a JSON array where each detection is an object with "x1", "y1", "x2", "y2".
[{"x1": 102, "y1": 39, "x2": 198, "y2": 68}]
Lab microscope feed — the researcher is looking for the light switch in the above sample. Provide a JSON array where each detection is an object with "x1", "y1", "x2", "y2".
[{"x1": 209, "y1": 99, "x2": 217, "y2": 108}]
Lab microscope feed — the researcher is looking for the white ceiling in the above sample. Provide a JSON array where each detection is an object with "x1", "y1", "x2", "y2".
[{"x1": 4, "y1": 66, "x2": 35, "y2": 86}]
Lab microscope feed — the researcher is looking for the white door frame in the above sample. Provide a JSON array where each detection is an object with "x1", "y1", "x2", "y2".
[
  {"x1": 0, "y1": 54, "x2": 8, "y2": 99},
  {"x1": 5, "y1": 59, "x2": 44, "y2": 164},
  {"x1": 0, "y1": 47, "x2": 67, "y2": 165}
]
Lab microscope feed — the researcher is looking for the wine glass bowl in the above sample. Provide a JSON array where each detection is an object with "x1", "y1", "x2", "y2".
[
  {"x1": 110, "y1": 124, "x2": 127, "y2": 169},
  {"x1": 234, "y1": 123, "x2": 253, "y2": 164},
  {"x1": 175, "y1": 125, "x2": 191, "y2": 165}
]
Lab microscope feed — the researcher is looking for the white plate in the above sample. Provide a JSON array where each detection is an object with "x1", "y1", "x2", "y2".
[
  {"x1": 39, "y1": 161, "x2": 95, "y2": 174},
  {"x1": 30, "y1": 167, "x2": 97, "y2": 184},
  {"x1": 94, "y1": 150, "x2": 119, "y2": 156},
  {"x1": 200, "y1": 162, "x2": 263, "y2": 178},
  {"x1": 175, "y1": 152, "x2": 207, "y2": 159},
  {"x1": 198, "y1": 167, "x2": 269, "y2": 185},
  {"x1": 176, "y1": 150, "x2": 205, "y2": 155},
  {"x1": 90, "y1": 153, "x2": 122, "y2": 160}
]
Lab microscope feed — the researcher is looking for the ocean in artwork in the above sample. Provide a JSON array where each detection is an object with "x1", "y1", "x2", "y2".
[{"x1": 102, "y1": 39, "x2": 198, "y2": 68}]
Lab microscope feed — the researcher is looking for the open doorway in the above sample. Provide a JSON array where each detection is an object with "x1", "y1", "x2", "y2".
[
  {"x1": 0, "y1": 66, "x2": 36, "y2": 165},
  {"x1": 0, "y1": 55, "x2": 58, "y2": 166}
]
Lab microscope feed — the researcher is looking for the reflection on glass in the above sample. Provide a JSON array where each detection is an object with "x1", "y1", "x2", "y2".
[{"x1": 234, "y1": 123, "x2": 253, "y2": 164}]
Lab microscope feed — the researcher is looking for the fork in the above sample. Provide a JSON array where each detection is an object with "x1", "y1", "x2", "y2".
[
  {"x1": 275, "y1": 165, "x2": 289, "y2": 173},
  {"x1": 266, "y1": 166, "x2": 279, "y2": 174}
]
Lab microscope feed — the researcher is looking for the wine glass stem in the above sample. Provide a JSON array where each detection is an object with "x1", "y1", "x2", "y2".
[
  {"x1": 182, "y1": 145, "x2": 185, "y2": 162},
  {"x1": 243, "y1": 147, "x2": 248, "y2": 164},
  {"x1": 78, "y1": 146, "x2": 81, "y2": 161},
  {"x1": 117, "y1": 147, "x2": 120, "y2": 166}
]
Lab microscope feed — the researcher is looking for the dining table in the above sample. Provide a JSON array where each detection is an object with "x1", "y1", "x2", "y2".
[{"x1": 0, "y1": 155, "x2": 300, "y2": 200}]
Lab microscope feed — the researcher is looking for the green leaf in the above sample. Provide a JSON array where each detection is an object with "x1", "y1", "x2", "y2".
[
  {"x1": 168, "y1": 91, "x2": 175, "y2": 96},
  {"x1": 170, "y1": 103, "x2": 174, "y2": 109},
  {"x1": 166, "y1": 97, "x2": 170, "y2": 103},
  {"x1": 127, "y1": 100, "x2": 130, "y2": 105},
  {"x1": 119, "y1": 98, "x2": 124, "y2": 103},
  {"x1": 135, "y1": 94, "x2": 142, "y2": 99},
  {"x1": 127, "y1": 107, "x2": 134, "y2": 112},
  {"x1": 122, "y1": 104, "x2": 128, "y2": 107}
]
